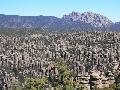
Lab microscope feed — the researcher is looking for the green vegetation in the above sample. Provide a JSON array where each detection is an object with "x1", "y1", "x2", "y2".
[
  {"x1": 24, "y1": 77, "x2": 48, "y2": 90},
  {"x1": 2, "y1": 56, "x2": 119, "y2": 90},
  {"x1": 17, "y1": 59, "x2": 84, "y2": 90}
]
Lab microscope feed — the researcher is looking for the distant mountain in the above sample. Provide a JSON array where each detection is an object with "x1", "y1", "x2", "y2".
[
  {"x1": 62, "y1": 12, "x2": 113, "y2": 27},
  {"x1": 0, "y1": 14, "x2": 94, "y2": 31},
  {"x1": 0, "y1": 12, "x2": 119, "y2": 31},
  {"x1": 108, "y1": 22, "x2": 120, "y2": 31}
]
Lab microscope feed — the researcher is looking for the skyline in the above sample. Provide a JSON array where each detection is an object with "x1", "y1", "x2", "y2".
[{"x1": 0, "y1": 0, "x2": 120, "y2": 22}]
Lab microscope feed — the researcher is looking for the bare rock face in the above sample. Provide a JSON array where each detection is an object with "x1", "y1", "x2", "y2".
[
  {"x1": 62, "y1": 12, "x2": 113, "y2": 27},
  {"x1": 90, "y1": 71, "x2": 102, "y2": 88}
]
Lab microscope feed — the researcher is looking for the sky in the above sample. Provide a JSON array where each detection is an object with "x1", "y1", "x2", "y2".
[{"x1": 0, "y1": 0, "x2": 120, "y2": 22}]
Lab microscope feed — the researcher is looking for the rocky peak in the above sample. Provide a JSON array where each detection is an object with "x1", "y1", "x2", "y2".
[
  {"x1": 62, "y1": 11, "x2": 81, "y2": 22},
  {"x1": 69, "y1": 11, "x2": 81, "y2": 16},
  {"x1": 62, "y1": 11, "x2": 113, "y2": 27}
]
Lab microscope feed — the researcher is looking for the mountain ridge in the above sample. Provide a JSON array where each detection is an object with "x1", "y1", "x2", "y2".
[
  {"x1": 0, "y1": 12, "x2": 119, "y2": 31},
  {"x1": 63, "y1": 12, "x2": 113, "y2": 27}
]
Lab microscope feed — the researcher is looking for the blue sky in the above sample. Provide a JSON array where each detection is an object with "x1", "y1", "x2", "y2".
[{"x1": 0, "y1": 0, "x2": 120, "y2": 22}]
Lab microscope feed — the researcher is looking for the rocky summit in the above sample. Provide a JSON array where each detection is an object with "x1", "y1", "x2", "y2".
[{"x1": 62, "y1": 12, "x2": 113, "y2": 27}]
